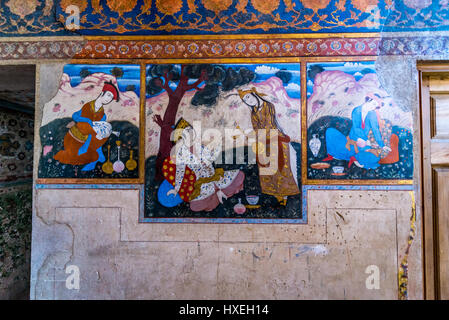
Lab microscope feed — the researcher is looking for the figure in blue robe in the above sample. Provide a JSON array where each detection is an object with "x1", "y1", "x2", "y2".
[{"x1": 324, "y1": 105, "x2": 384, "y2": 169}]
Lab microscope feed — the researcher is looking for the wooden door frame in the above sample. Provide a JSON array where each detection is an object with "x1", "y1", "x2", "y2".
[{"x1": 417, "y1": 62, "x2": 449, "y2": 300}]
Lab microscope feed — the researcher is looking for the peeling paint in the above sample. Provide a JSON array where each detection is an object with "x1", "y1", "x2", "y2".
[
  {"x1": 295, "y1": 245, "x2": 328, "y2": 258},
  {"x1": 398, "y1": 192, "x2": 417, "y2": 300}
]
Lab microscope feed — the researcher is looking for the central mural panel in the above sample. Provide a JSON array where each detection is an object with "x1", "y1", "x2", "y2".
[{"x1": 144, "y1": 62, "x2": 303, "y2": 222}]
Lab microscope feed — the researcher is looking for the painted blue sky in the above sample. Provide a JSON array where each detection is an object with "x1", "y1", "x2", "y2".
[
  {"x1": 145, "y1": 63, "x2": 301, "y2": 100},
  {"x1": 307, "y1": 61, "x2": 376, "y2": 97},
  {"x1": 64, "y1": 64, "x2": 141, "y2": 96}
]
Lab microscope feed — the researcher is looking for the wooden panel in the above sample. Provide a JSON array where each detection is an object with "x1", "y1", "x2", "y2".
[
  {"x1": 429, "y1": 75, "x2": 449, "y2": 91},
  {"x1": 431, "y1": 141, "x2": 449, "y2": 165},
  {"x1": 434, "y1": 169, "x2": 449, "y2": 299},
  {"x1": 422, "y1": 72, "x2": 449, "y2": 300},
  {"x1": 431, "y1": 95, "x2": 449, "y2": 138}
]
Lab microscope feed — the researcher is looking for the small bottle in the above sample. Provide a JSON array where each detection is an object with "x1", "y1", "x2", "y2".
[{"x1": 233, "y1": 198, "x2": 246, "y2": 215}]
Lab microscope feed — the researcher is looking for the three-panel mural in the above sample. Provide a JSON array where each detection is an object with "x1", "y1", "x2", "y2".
[{"x1": 37, "y1": 60, "x2": 414, "y2": 223}]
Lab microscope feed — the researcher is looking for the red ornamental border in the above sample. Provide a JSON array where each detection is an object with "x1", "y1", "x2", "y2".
[
  {"x1": 74, "y1": 38, "x2": 380, "y2": 59},
  {"x1": 0, "y1": 37, "x2": 380, "y2": 60}
]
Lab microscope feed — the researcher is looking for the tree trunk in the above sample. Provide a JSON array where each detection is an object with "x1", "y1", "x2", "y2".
[
  {"x1": 154, "y1": 68, "x2": 203, "y2": 181},
  {"x1": 154, "y1": 93, "x2": 182, "y2": 181}
]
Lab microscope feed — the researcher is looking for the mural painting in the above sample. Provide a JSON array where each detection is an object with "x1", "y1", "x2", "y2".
[
  {"x1": 144, "y1": 63, "x2": 302, "y2": 221},
  {"x1": 306, "y1": 61, "x2": 413, "y2": 181},
  {"x1": 0, "y1": 109, "x2": 34, "y2": 184},
  {"x1": 38, "y1": 64, "x2": 141, "y2": 180}
]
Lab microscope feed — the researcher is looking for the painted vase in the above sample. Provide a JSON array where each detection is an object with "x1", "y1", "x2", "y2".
[
  {"x1": 113, "y1": 141, "x2": 125, "y2": 173},
  {"x1": 309, "y1": 134, "x2": 321, "y2": 157}
]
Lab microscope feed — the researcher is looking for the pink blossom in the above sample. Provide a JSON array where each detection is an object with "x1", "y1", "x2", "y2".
[
  {"x1": 53, "y1": 104, "x2": 61, "y2": 112},
  {"x1": 43, "y1": 145, "x2": 53, "y2": 156},
  {"x1": 123, "y1": 99, "x2": 135, "y2": 107}
]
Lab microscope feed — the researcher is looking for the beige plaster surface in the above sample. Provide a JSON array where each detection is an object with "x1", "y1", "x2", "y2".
[{"x1": 30, "y1": 188, "x2": 422, "y2": 299}]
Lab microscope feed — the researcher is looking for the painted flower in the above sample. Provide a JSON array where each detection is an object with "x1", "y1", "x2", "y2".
[
  {"x1": 300, "y1": 0, "x2": 330, "y2": 11},
  {"x1": 330, "y1": 41, "x2": 342, "y2": 51},
  {"x1": 106, "y1": 0, "x2": 138, "y2": 15},
  {"x1": 43, "y1": 145, "x2": 53, "y2": 157},
  {"x1": 202, "y1": 0, "x2": 233, "y2": 14},
  {"x1": 282, "y1": 41, "x2": 294, "y2": 52},
  {"x1": 211, "y1": 44, "x2": 222, "y2": 54},
  {"x1": 6, "y1": 0, "x2": 38, "y2": 19},
  {"x1": 119, "y1": 45, "x2": 129, "y2": 54},
  {"x1": 164, "y1": 44, "x2": 175, "y2": 54},
  {"x1": 259, "y1": 43, "x2": 270, "y2": 53},
  {"x1": 156, "y1": 0, "x2": 183, "y2": 15},
  {"x1": 188, "y1": 43, "x2": 199, "y2": 53},
  {"x1": 336, "y1": 0, "x2": 346, "y2": 11},
  {"x1": 60, "y1": 0, "x2": 88, "y2": 12},
  {"x1": 403, "y1": 0, "x2": 432, "y2": 10},
  {"x1": 251, "y1": 0, "x2": 279, "y2": 14},
  {"x1": 351, "y1": 0, "x2": 379, "y2": 12},
  {"x1": 142, "y1": 43, "x2": 153, "y2": 54},
  {"x1": 307, "y1": 42, "x2": 318, "y2": 52},
  {"x1": 355, "y1": 42, "x2": 366, "y2": 52},
  {"x1": 95, "y1": 43, "x2": 107, "y2": 53},
  {"x1": 235, "y1": 42, "x2": 246, "y2": 53}
]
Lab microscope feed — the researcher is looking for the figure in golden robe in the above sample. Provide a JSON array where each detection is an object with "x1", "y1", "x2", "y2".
[
  {"x1": 238, "y1": 87, "x2": 299, "y2": 205},
  {"x1": 54, "y1": 82, "x2": 120, "y2": 171}
]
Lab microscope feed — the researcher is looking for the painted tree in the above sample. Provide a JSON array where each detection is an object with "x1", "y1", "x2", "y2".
[
  {"x1": 111, "y1": 67, "x2": 124, "y2": 78},
  {"x1": 79, "y1": 68, "x2": 91, "y2": 79},
  {"x1": 275, "y1": 69, "x2": 292, "y2": 85},
  {"x1": 147, "y1": 64, "x2": 255, "y2": 181}
]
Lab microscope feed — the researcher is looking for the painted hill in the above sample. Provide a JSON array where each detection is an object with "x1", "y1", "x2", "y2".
[
  {"x1": 307, "y1": 71, "x2": 413, "y2": 130},
  {"x1": 41, "y1": 73, "x2": 140, "y2": 128}
]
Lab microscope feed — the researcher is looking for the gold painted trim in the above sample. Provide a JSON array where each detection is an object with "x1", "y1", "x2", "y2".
[
  {"x1": 301, "y1": 61, "x2": 307, "y2": 187},
  {"x1": 139, "y1": 62, "x2": 146, "y2": 184},
  {"x1": 70, "y1": 57, "x2": 304, "y2": 64},
  {"x1": 70, "y1": 56, "x2": 376, "y2": 65},
  {"x1": 85, "y1": 32, "x2": 381, "y2": 41}
]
